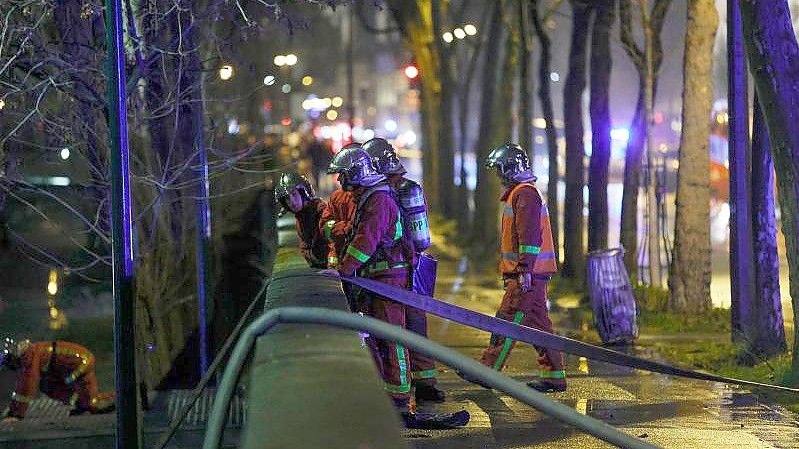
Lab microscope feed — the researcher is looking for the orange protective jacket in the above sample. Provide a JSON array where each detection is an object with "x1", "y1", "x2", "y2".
[
  {"x1": 9, "y1": 341, "x2": 95, "y2": 418},
  {"x1": 499, "y1": 183, "x2": 558, "y2": 276},
  {"x1": 294, "y1": 198, "x2": 330, "y2": 268},
  {"x1": 319, "y1": 189, "x2": 356, "y2": 267}
]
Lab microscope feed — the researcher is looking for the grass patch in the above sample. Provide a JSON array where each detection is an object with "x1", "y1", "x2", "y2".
[{"x1": 631, "y1": 283, "x2": 732, "y2": 334}]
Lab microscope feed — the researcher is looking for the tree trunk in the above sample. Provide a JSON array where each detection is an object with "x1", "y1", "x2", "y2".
[
  {"x1": 669, "y1": 0, "x2": 717, "y2": 313},
  {"x1": 432, "y1": 0, "x2": 456, "y2": 218},
  {"x1": 387, "y1": 1, "x2": 442, "y2": 213},
  {"x1": 739, "y1": 0, "x2": 799, "y2": 381},
  {"x1": 473, "y1": 4, "x2": 505, "y2": 251},
  {"x1": 531, "y1": 0, "x2": 560, "y2": 262},
  {"x1": 518, "y1": 0, "x2": 533, "y2": 157},
  {"x1": 587, "y1": 0, "x2": 614, "y2": 252},
  {"x1": 749, "y1": 93, "x2": 786, "y2": 360},
  {"x1": 562, "y1": 0, "x2": 592, "y2": 279}
]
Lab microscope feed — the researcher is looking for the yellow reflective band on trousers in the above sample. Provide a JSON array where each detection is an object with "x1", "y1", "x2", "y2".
[
  {"x1": 346, "y1": 245, "x2": 371, "y2": 263},
  {"x1": 540, "y1": 369, "x2": 567, "y2": 379},
  {"x1": 493, "y1": 311, "x2": 525, "y2": 370},
  {"x1": 413, "y1": 369, "x2": 438, "y2": 380}
]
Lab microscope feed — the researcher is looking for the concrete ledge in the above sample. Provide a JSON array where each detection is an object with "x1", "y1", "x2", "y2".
[{"x1": 241, "y1": 236, "x2": 405, "y2": 448}]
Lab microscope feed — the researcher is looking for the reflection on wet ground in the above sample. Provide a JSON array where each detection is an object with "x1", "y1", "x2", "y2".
[{"x1": 404, "y1": 257, "x2": 799, "y2": 448}]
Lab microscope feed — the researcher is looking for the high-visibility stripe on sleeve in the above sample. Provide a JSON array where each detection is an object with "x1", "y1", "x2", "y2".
[
  {"x1": 324, "y1": 220, "x2": 336, "y2": 242},
  {"x1": 11, "y1": 392, "x2": 33, "y2": 403},
  {"x1": 346, "y1": 246, "x2": 371, "y2": 263},
  {"x1": 519, "y1": 245, "x2": 541, "y2": 255},
  {"x1": 413, "y1": 369, "x2": 438, "y2": 380},
  {"x1": 537, "y1": 252, "x2": 557, "y2": 260},
  {"x1": 394, "y1": 213, "x2": 403, "y2": 240},
  {"x1": 503, "y1": 206, "x2": 514, "y2": 217}
]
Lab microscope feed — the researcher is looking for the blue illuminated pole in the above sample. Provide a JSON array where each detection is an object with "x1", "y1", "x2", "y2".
[
  {"x1": 194, "y1": 75, "x2": 211, "y2": 375},
  {"x1": 104, "y1": 0, "x2": 141, "y2": 447}
]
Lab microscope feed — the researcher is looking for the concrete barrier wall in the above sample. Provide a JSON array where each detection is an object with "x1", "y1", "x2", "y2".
[{"x1": 241, "y1": 218, "x2": 406, "y2": 449}]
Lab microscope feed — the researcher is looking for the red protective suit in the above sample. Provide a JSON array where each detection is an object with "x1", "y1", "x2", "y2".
[
  {"x1": 319, "y1": 189, "x2": 356, "y2": 267},
  {"x1": 478, "y1": 183, "x2": 565, "y2": 382},
  {"x1": 293, "y1": 198, "x2": 331, "y2": 269},
  {"x1": 8, "y1": 341, "x2": 114, "y2": 418},
  {"x1": 339, "y1": 185, "x2": 415, "y2": 409},
  {"x1": 386, "y1": 174, "x2": 437, "y2": 388}
]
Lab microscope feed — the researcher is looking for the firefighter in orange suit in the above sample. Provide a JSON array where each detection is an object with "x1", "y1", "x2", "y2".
[
  {"x1": 459, "y1": 143, "x2": 566, "y2": 392},
  {"x1": 0, "y1": 338, "x2": 115, "y2": 421},
  {"x1": 362, "y1": 137, "x2": 445, "y2": 403},
  {"x1": 319, "y1": 143, "x2": 360, "y2": 268}
]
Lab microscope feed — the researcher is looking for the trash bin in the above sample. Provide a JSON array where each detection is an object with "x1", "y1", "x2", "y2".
[{"x1": 587, "y1": 248, "x2": 638, "y2": 345}]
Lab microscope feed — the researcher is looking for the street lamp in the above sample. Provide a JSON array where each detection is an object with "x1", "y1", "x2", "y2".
[
  {"x1": 302, "y1": 76, "x2": 313, "y2": 86},
  {"x1": 60, "y1": 148, "x2": 70, "y2": 160},
  {"x1": 453, "y1": 27, "x2": 466, "y2": 39},
  {"x1": 403, "y1": 64, "x2": 419, "y2": 80},
  {"x1": 332, "y1": 96, "x2": 344, "y2": 108},
  {"x1": 284, "y1": 54, "x2": 298, "y2": 66},
  {"x1": 274, "y1": 55, "x2": 286, "y2": 66},
  {"x1": 219, "y1": 64, "x2": 234, "y2": 80},
  {"x1": 464, "y1": 24, "x2": 477, "y2": 36},
  {"x1": 443, "y1": 32, "x2": 454, "y2": 43}
]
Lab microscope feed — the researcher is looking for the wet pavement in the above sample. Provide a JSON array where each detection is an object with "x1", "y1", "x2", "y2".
[{"x1": 404, "y1": 257, "x2": 799, "y2": 448}]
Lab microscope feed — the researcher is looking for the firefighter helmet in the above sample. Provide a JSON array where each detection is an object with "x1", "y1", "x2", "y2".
[
  {"x1": 327, "y1": 143, "x2": 386, "y2": 190},
  {"x1": 275, "y1": 171, "x2": 315, "y2": 214},
  {"x1": 0, "y1": 337, "x2": 29, "y2": 370},
  {"x1": 485, "y1": 143, "x2": 536, "y2": 186},
  {"x1": 363, "y1": 137, "x2": 406, "y2": 175}
]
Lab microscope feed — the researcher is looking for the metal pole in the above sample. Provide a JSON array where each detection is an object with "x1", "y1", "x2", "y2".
[
  {"x1": 104, "y1": 0, "x2": 140, "y2": 447},
  {"x1": 193, "y1": 66, "x2": 211, "y2": 375},
  {"x1": 727, "y1": 0, "x2": 755, "y2": 342},
  {"x1": 346, "y1": 6, "x2": 355, "y2": 131}
]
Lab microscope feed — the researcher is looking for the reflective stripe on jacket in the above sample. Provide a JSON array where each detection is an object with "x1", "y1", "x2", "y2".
[{"x1": 499, "y1": 183, "x2": 558, "y2": 275}]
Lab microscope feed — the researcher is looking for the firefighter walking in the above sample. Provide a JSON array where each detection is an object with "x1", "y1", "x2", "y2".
[
  {"x1": 362, "y1": 137, "x2": 444, "y2": 403},
  {"x1": 1, "y1": 338, "x2": 115, "y2": 421},
  {"x1": 460, "y1": 143, "x2": 566, "y2": 392}
]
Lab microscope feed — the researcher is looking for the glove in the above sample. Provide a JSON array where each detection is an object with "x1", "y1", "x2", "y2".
[{"x1": 518, "y1": 272, "x2": 532, "y2": 293}]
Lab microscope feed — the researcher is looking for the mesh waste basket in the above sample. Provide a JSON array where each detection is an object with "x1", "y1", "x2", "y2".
[{"x1": 587, "y1": 248, "x2": 638, "y2": 345}]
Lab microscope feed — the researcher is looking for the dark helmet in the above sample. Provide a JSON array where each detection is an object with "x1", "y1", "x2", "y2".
[
  {"x1": 485, "y1": 143, "x2": 536, "y2": 186},
  {"x1": 275, "y1": 172, "x2": 315, "y2": 214},
  {"x1": 363, "y1": 137, "x2": 405, "y2": 175},
  {"x1": 327, "y1": 143, "x2": 386, "y2": 190},
  {"x1": 1, "y1": 337, "x2": 28, "y2": 370}
]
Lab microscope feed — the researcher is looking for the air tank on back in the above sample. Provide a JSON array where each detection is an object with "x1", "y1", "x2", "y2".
[{"x1": 396, "y1": 179, "x2": 431, "y2": 251}]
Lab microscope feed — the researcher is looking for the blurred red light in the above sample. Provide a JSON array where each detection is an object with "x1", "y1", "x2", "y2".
[
  {"x1": 281, "y1": 117, "x2": 292, "y2": 126},
  {"x1": 404, "y1": 64, "x2": 419, "y2": 80}
]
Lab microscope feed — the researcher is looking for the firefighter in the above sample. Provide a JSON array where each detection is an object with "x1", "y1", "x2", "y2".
[
  {"x1": 319, "y1": 143, "x2": 360, "y2": 268},
  {"x1": 362, "y1": 137, "x2": 444, "y2": 403},
  {"x1": 327, "y1": 144, "x2": 421, "y2": 422},
  {"x1": 459, "y1": 143, "x2": 566, "y2": 392},
  {"x1": 276, "y1": 172, "x2": 329, "y2": 269},
  {"x1": 0, "y1": 338, "x2": 115, "y2": 422}
]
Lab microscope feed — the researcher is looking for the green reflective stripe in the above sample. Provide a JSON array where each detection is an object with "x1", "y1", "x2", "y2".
[
  {"x1": 365, "y1": 261, "x2": 409, "y2": 273},
  {"x1": 396, "y1": 344, "x2": 410, "y2": 392},
  {"x1": 519, "y1": 245, "x2": 541, "y2": 254},
  {"x1": 501, "y1": 252, "x2": 518, "y2": 261},
  {"x1": 413, "y1": 369, "x2": 438, "y2": 380},
  {"x1": 503, "y1": 205, "x2": 514, "y2": 216},
  {"x1": 493, "y1": 311, "x2": 525, "y2": 370},
  {"x1": 394, "y1": 213, "x2": 403, "y2": 240},
  {"x1": 324, "y1": 220, "x2": 336, "y2": 242},
  {"x1": 384, "y1": 383, "x2": 411, "y2": 394},
  {"x1": 540, "y1": 369, "x2": 566, "y2": 379},
  {"x1": 11, "y1": 392, "x2": 33, "y2": 403},
  {"x1": 346, "y1": 246, "x2": 371, "y2": 263}
]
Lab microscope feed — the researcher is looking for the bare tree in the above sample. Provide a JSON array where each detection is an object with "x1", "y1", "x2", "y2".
[
  {"x1": 562, "y1": 0, "x2": 593, "y2": 279},
  {"x1": 740, "y1": 0, "x2": 799, "y2": 380},
  {"x1": 669, "y1": 0, "x2": 717, "y2": 313},
  {"x1": 618, "y1": 0, "x2": 671, "y2": 279},
  {"x1": 587, "y1": 0, "x2": 615, "y2": 252}
]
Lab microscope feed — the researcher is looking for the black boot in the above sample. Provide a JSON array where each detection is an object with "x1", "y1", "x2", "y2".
[
  {"x1": 526, "y1": 379, "x2": 567, "y2": 392},
  {"x1": 415, "y1": 384, "x2": 446, "y2": 402},
  {"x1": 401, "y1": 410, "x2": 471, "y2": 429}
]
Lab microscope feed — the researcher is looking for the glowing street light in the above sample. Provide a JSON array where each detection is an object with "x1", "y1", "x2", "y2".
[
  {"x1": 47, "y1": 269, "x2": 58, "y2": 296},
  {"x1": 274, "y1": 55, "x2": 286, "y2": 66},
  {"x1": 302, "y1": 76, "x2": 314, "y2": 86},
  {"x1": 263, "y1": 75, "x2": 276, "y2": 86},
  {"x1": 453, "y1": 28, "x2": 466, "y2": 39},
  {"x1": 404, "y1": 64, "x2": 419, "y2": 80},
  {"x1": 281, "y1": 83, "x2": 292, "y2": 94},
  {"x1": 284, "y1": 54, "x2": 298, "y2": 66},
  {"x1": 327, "y1": 110, "x2": 338, "y2": 120},
  {"x1": 219, "y1": 64, "x2": 234, "y2": 80},
  {"x1": 332, "y1": 96, "x2": 343, "y2": 108},
  {"x1": 60, "y1": 148, "x2": 70, "y2": 160},
  {"x1": 384, "y1": 119, "x2": 398, "y2": 132},
  {"x1": 464, "y1": 24, "x2": 477, "y2": 35},
  {"x1": 442, "y1": 32, "x2": 454, "y2": 43}
]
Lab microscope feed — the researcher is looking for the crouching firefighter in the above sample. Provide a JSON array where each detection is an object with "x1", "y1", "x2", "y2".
[
  {"x1": 363, "y1": 137, "x2": 444, "y2": 403},
  {"x1": 459, "y1": 143, "x2": 566, "y2": 393},
  {"x1": 276, "y1": 172, "x2": 329, "y2": 269},
  {"x1": 327, "y1": 145, "x2": 428, "y2": 424},
  {"x1": 1, "y1": 338, "x2": 115, "y2": 422}
]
